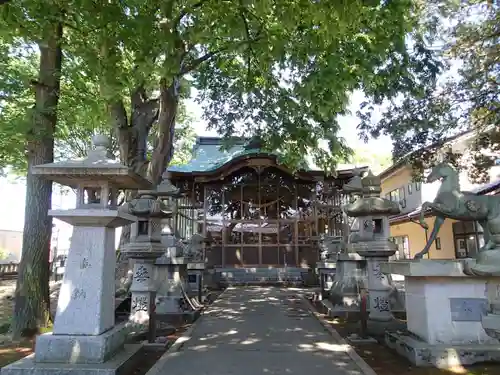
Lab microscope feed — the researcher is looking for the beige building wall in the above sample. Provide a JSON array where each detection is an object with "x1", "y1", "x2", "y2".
[
  {"x1": 381, "y1": 165, "x2": 457, "y2": 260},
  {"x1": 390, "y1": 217, "x2": 456, "y2": 259},
  {"x1": 381, "y1": 167, "x2": 413, "y2": 195}
]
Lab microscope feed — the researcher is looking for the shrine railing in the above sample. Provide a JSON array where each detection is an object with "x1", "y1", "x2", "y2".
[{"x1": 0, "y1": 262, "x2": 19, "y2": 278}]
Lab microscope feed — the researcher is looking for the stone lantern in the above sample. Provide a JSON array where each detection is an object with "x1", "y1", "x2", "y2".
[
  {"x1": 4, "y1": 135, "x2": 151, "y2": 375},
  {"x1": 154, "y1": 173, "x2": 192, "y2": 316},
  {"x1": 185, "y1": 233, "x2": 207, "y2": 302},
  {"x1": 119, "y1": 190, "x2": 172, "y2": 328},
  {"x1": 157, "y1": 171, "x2": 181, "y2": 256},
  {"x1": 315, "y1": 234, "x2": 344, "y2": 300},
  {"x1": 328, "y1": 175, "x2": 369, "y2": 311},
  {"x1": 343, "y1": 171, "x2": 402, "y2": 323}
]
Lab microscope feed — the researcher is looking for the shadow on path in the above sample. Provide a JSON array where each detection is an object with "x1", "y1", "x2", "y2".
[{"x1": 154, "y1": 287, "x2": 367, "y2": 375}]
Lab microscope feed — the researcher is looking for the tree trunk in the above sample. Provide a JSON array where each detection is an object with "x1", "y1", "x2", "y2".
[
  {"x1": 114, "y1": 80, "x2": 178, "y2": 239},
  {"x1": 10, "y1": 20, "x2": 63, "y2": 339},
  {"x1": 112, "y1": 79, "x2": 179, "y2": 295},
  {"x1": 147, "y1": 78, "x2": 178, "y2": 185}
]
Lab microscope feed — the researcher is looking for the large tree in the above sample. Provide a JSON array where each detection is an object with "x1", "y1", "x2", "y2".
[
  {"x1": 357, "y1": 0, "x2": 499, "y2": 181},
  {"x1": 1, "y1": 2, "x2": 64, "y2": 338}
]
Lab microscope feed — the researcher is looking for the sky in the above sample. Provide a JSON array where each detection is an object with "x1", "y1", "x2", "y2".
[{"x1": 0, "y1": 90, "x2": 392, "y2": 240}]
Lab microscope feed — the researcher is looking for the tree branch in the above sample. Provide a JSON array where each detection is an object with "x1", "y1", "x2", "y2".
[
  {"x1": 173, "y1": 0, "x2": 211, "y2": 31},
  {"x1": 109, "y1": 100, "x2": 133, "y2": 165},
  {"x1": 127, "y1": 85, "x2": 159, "y2": 176},
  {"x1": 180, "y1": 37, "x2": 262, "y2": 75},
  {"x1": 130, "y1": 85, "x2": 147, "y2": 109},
  {"x1": 239, "y1": 2, "x2": 254, "y2": 88}
]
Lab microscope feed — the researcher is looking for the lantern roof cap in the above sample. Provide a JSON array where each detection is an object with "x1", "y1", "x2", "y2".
[{"x1": 31, "y1": 135, "x2": 152, "y2": 189}]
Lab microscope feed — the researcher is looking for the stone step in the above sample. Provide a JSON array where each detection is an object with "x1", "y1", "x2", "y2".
[
  {"x1": 216, "y1": 267, "x2": 305, "y2": 273},
  {"x1": 215, "y1": 267, "x2": 308, "y2": 284},
  {"x1": 218, "y1": 272, "x2": 304, "y2": 277}
]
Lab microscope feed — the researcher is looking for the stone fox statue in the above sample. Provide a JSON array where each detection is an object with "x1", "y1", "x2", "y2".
[{"x1": 414, "y1": 162, "x2": 500, "y2": 259}]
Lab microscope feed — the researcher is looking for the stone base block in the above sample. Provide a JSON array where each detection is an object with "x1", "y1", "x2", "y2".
[
  {"x1": 385, "y1": 331, "x2": 500, "y2": 368},
  {"x1": 346, "y1": 333, "x2": 377, "y2": 344},
  {"x1": 1, "y1": 344, "x2": 142, "y2": 375},
  {"x1": 156, "y1": 296, "x2": 183, "y2": 315},
  {"x1": 35, "y1": 323, "x2": 130, "y2": 364},
  {"x1": 367, "y1": 319, "x2": 406, "y2": 336},
  {"x1": 320, "y1": 299, "x2": 405, "y2": 319}
]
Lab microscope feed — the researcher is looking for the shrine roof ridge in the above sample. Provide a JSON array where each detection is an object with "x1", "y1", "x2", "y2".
[{"x1": 168, "y1": 136, "x2": 368, "y2": 179}]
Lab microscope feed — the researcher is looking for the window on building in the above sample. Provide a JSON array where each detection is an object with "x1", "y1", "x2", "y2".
[
  {"x1": 408, "y1": 183, "x2": 413, "y2": 195},
  {"x1": 389, "y1": 235, "x2": 410, "y2": 260},
  {"x1": 389, "y1": 189, "x2": 399, "y2": 202},
  {"x1": 435, "y1": 237, "x2": 441, "y2": 250},
  {"x1": 452, "y1": 221, "x2": 483, "y2": 258},
  {"x1": 415, "y1": 181, "x2": 421, "y2": 191},
  {"x1": 387, "y1": 187, "x2": 406, "y2": 208},
  {"x1": 398, "y1": 187, "x2": 406, "y2": 208}
]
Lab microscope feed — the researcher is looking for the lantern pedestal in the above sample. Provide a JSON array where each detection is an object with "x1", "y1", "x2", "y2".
[
  {"x1": 187, "y1": 262, "x2": 206, "y2": 302},
  {"x1": 155, "y1": 256, "x2": 190, "y2": 315},
  {"x1": 49, "y1": 211, "x2": 135, "y2": 336}
]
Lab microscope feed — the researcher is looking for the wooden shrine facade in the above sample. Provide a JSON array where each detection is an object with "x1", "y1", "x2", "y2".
[{"x1": 167, "y1": 139, "x2": 364, "y2": 268}]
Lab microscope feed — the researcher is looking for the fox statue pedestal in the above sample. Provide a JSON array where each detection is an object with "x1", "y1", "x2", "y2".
[
  {"x1": 407, "y1": 161, "x2": 500, "y2": 362},
  {"x1": 381, "y1": 260, "x2": 500, "y2": 368}
]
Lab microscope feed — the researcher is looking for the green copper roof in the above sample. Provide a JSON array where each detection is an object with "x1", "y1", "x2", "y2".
[
  {"x1": 168, "y1": 137, "x2": 310, "y2": 174},
  {"x1": 167, "y1": 136, "x2": 365, "y2": 176}
]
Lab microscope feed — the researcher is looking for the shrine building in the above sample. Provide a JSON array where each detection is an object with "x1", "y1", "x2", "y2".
[{"x1": 167, "y1": 136, "x2": 364, "y2": 270}]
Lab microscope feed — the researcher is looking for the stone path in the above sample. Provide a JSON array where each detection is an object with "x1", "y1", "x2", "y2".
[{"x1": 151, "y1": 287, "x2": 368, "y2": 375}]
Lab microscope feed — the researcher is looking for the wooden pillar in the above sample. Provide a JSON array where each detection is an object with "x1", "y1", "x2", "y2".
[
  {"x1": 222, "y1": 238, "x2": 226, "y2": 266},
  {"x1": 294, "y1": 219, "x2": 299, "y2": 266},
  {"x1": 221, "y1": 183, "x2": 226, "y2": 266},
  {"x1": 294, "y1": 182, "x2": 299, "y2": 266},
  {"x1": 173, "y1": 199, "x2": 178, "y2": 236},
  {"x1": 314, "y1": 180, "x2": 320, "y2": 236},
  {"x1": 240, "y1": 183, "x2": 244, "y2": 264},
  {"x1": 258, "y1": 170, "x2": 262, "y2": 266},
  {"x1": 203, "y1": 183, "x2": 208, "y2": 263},
  {"x1": 191, "y1": 182, "x2": 195, "y2": 236}
]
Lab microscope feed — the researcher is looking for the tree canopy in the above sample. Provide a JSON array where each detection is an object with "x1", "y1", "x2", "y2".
[
  {"x1": 358, "y1": 0, "x2": 499, "y2": 181},
  {"x1": 2, "y1": 0, "x2": 437, "y2": 179}
]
